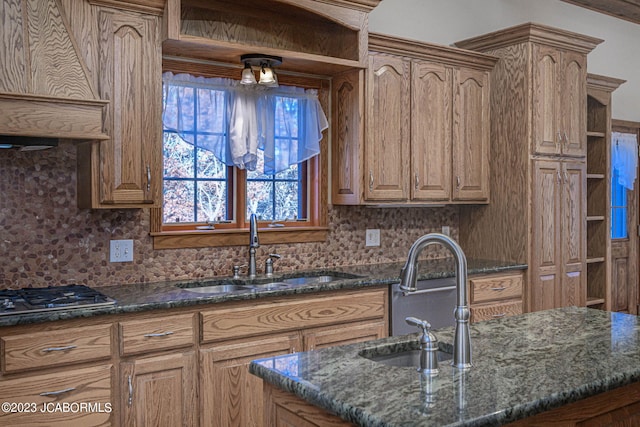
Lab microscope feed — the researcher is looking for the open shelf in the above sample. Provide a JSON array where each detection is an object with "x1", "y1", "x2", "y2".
[
  {"x1": 587, "y1": 173, "x2": 605, "y2": 179},
  {"x1": 586, "y1": 297, "x2": 606, "y2": 307},
  {"x1": 162, "y1": 0, "x2": 374, "y2": 75},
  {"x1": 587, "y1": 257, "x2": 606, "y2": 264},
  {"x1": 587, "y1": 131, "x2": 606, "y2": 138}
]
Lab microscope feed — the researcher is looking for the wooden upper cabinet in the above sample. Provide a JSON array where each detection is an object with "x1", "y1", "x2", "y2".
[
  {"x1": 532, "y1": 45, "x2": 587, "y2": 158},
  {"x1": 76, "y1": 4, "x2": 162, "y2": 208},
  {"x1": 332, "y1": 33, "x2": 496, "y2": 205},
  {"x1": 452, "y1": 67, "x2": 490, "y2": 201},
  {"x1": 411, "y1": 61, "x2": 452, "y2": 201},
  {"x1": 365, "y1": 53, "x2": 410, "y2": 201}
]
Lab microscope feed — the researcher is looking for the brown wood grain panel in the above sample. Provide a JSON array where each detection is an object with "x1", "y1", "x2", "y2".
[
  {"x1": 470, "y1": 274, "x2": 523, "y2": 304},
  {"x1": 26, "y1": 0, "x2": 96, "y2": 100},
  {"x1": 201, "y1": 289, "x2": 386, "y2": 343},
  {"x1": 119, "y1": 313, "x2": 194, "y2": 356},
  {"x1": 2, "y1": 324, "x2": 112, "y2": 373},
  {"x1": 303, "y1": 320, "x2": 386, "y2": 351},
  {"x1": 264, "y1": 383, "x2": 355, "y2": 427},
  {"x1": 0, "y1": 0, "x2": 28, "y2": 94},
  {"x1": 121, "y1": 352, "x2": 197, "y2": 427},
  {"x1": 0, "y1": 364, "x2": 112, "y2": 426},
  {"x1": 506, "y1": 381, "x2": 640, "y2": 426},
  {"x1": 470, "y1": 300, "x2": 522, "y2": 323}
]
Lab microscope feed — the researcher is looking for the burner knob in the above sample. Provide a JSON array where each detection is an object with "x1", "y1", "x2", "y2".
[{"x1": 3, "y1": 299, "x2": 15, "y2": 309}]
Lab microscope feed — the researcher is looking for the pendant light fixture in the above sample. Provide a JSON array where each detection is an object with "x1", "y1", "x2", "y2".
[{"x1": 240, "y1": 54, "x2": 282, "y2": 87}]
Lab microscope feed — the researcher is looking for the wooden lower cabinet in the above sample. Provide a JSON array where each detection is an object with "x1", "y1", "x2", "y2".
[
  {"x1": 0, "y1": 364, "x2": 113, "y2": 426},
  {"x1": 303, "y1": 321, "x2": 386, "y2": 351},
  {"x1": 265, "y1": 381, "x2": 640, "y2": 427},
  {"x1": 200, "y1": 333, "x2": 301, "y2": 427},
  {"x1": 200, "y1": 319, "x2": 387, "y2": 427},
  {"x1": 264, "y1": 383, "x2": 353, "y2": 427},
  {"x1": 468, "y1": 272, "x2": 524, "y2": 323},
  {"x1": 120, "y1": 351, "x2": 197, "y2": 427}
]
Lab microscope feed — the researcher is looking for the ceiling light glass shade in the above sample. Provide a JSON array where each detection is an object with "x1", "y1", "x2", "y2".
[
  {"x1": 240, "y1": 63, "x2": 257, "y2": 85},
  {"x1": 259, "y1": 63, "x2": 277, "y2": 86}
]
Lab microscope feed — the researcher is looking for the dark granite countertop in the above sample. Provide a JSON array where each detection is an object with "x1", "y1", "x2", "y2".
[
  {"x1": 250, "y1": 307, "x2": 640, "y2": 426},
  {"x1": 0, "y1": 258, "x2": 525, "y2": 327}
]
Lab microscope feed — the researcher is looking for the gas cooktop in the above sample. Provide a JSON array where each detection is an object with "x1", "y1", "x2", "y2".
[{"x1": 0, "y1": 284, "x2": 116, "y2": 316}]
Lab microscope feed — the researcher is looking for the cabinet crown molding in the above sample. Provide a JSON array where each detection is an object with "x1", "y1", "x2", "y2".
[
  {"x1": 587, "y1": 73, "x2": 626, "y2": 93},
  {"x1": 369, "y1": 32, "x2": 498, "y2": 70},
  {"x1": 454, "y1": 22, "x2": 603, "y2": 54}
]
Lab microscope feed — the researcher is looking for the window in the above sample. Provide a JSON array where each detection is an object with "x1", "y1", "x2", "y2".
[
  {"x1": 151, "y1": 65, "x2": 328, "y2": 249},
  {"x1": 611, "y1": 166, "x2": 628, "y2": 239}
]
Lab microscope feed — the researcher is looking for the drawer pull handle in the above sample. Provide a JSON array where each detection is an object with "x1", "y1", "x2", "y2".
[
  {"x1": 128, "y1": 375, "x2": 133, "y2": 406},
  {"x1": 42, "y1": 345, "x2": 77, "y2": 352},
  {"x1": 40, "y1": 387, "x2": 76, "y2": 397},
  {"x1": 490, "y1": 287, "x2": 507, "y2": 292},
  {"x1": 492, "y1": 313, "x2": 506, "y2": 318},
  {"x1": 144, "y1": 331, "x2": 174, "y2": 338}
]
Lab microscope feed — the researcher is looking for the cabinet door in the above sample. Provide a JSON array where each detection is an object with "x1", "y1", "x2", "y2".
[
  {"x1": 200, "y1": 333, "x2": 300, "y2": 427},
  {"x1": 96, "y1": 7, "x2": 161, "y2": 206},
  {"x1": 365, "y1": 53, "x2": 410, "y2": 201},
  {"x1": 303, "y1": 320, "x2": 386, "y2": 351},
  {"x1": 532, "y1": 45, "x2": 562, "y2": 156},
  {"x1": 560, "y1": 51, "x2": 587, "y2": 157},
  {"x1": 531, "y1": 160, "x2": 563, "y2": 311},
  {"x1": 121, "y1": 351, "x2": 197, "y2": 427},
  {"x1": 561, "y1": 161, "x2": 586, "y2": 307},
  {"x1": 410, "y1": 60, "x2": 452, "y2": 201},
  {"x1": 452, "y1": 67, "x2": 490, "y2": 201},
  {"x1": 0, "y1": 365, "x2": 112, "y2": 426},
  {"x1": 332, "y1": 69, "x2": 364, "y2": 205}
]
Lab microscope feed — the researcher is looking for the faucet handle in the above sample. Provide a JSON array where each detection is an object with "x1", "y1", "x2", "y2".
[
  {"x1": 232, "y1": 264, "x2": 247, "y2": 279},
  {"x1": 406, "y1": 316, "x2": 432, "y2": 334},
  {"x1": 264, "y1": 254, "x2": 281, "y2": 276}
]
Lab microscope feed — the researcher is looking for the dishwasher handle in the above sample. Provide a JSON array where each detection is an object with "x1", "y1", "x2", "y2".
[{"x1": 399, "y1": 285, "x2": 457, "y2": 297}]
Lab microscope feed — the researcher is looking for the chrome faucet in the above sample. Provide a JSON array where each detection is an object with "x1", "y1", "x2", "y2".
[
  {"x1": 399, "y1": 233, "x2": 472, "y2": 370},
  {"x1": 248, "y1": 214, "x2": 259, "y2": 278}
]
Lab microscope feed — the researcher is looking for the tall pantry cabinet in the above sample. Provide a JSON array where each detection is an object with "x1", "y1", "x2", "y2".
[{"x1": 456, "y1": 23, "x2": 603, "y2": 313}]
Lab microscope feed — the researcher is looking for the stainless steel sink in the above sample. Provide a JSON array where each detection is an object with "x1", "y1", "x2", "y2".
[
  {"x1": 178, "y1": 283, "x2": 252, "y2": 294},
  {"x1": 360, "y1": 348, "x2": 453, "y2": 368},
  {"x1": 248, "y1": 282, "x2": 289, "y2": 290},
  {"x1": 280, "y1": 273, "x2": 361, "y2": 286}
]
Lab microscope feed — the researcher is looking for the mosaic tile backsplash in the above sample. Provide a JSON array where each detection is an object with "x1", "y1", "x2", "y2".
[{"x1": 0, "y1": 142, "x2": 458, "y2": 289}]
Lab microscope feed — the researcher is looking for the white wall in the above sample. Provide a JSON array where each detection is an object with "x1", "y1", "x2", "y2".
[{"x1": 369, "y1": 0, "x2": 640, "y2": 122}]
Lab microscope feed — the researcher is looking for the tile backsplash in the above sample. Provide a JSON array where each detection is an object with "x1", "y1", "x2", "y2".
[{"x1": 0, "y1": 142, "x2": 458, "y2": 289}]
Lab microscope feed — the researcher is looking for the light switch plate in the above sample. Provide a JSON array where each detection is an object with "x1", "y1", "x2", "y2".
[
  {"x1": 110, "y1": 239, "x2": 134, "y2": 262},
  {"x1": 365, "y1": 229, "x2": 380, "y2": 247}
]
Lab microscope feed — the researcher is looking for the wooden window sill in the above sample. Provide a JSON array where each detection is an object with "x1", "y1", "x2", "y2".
[{"x1": 151, "y1": 226, "x2": 329, "y2": 249}]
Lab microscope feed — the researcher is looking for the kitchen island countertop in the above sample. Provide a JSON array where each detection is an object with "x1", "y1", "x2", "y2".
[
  {"x1": 250, "y1": 306, "x2": 640, "y2": 426},
  {"x1": 0, "y1": 258, "x2": 525, "y2": 327}
]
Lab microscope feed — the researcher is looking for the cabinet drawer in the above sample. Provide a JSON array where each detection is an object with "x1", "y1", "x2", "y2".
[
  {"x1": 0, "y1": 364, "x2": 112, "y2": 426},
  {"x1": 201, "y1": 289, "x2": 387, "y2": 343},
  {"x1": 1, "y1": 324, "x2": 111, "y2": 374},
  {"x1": 470, "y1": 300, "x2": 523, "y2": 323},
  {"x1": 470, "y1": 274, "x2": 523, "y2": 304},
  {"x1": 120, "y1": 313, "x2": 194, "y2": 356}
]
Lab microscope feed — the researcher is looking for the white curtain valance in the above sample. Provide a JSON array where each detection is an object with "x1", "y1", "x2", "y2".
[
  {"x1": 162, "y1": 72, "x2": 328, "y2": 174},
  {"x1": 612, "y1": 132, "x2": 639, "y2": 191}
]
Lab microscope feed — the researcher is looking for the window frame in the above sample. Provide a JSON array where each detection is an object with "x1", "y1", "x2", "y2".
[{"x1": 150, "y1": 59, "x2": 329, "y2": 249}]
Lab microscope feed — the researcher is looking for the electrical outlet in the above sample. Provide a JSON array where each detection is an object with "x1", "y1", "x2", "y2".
[
  {"x1": 365, "y1": 229, "x2": 380, "y2": 247},
  {"x1": 110, "y1": 239, "x2": 134, "y2": 263},
  {"x1": 442, "y1": 226, "x2": 450, "y2": 236}
]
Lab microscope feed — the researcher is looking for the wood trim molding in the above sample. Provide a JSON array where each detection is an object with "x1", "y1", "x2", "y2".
[
  {"x1": 369, "y1": 33, "x2": 498, "y2": 70},
  {"x1": 587, "y1": 73, "x2": 627, "y2": 93},
  {"x1": 88, "y1": 0, "x2": 165, "y2": 14},
  {"x1": 152, "y1": 227, "x2": 329, "y2": 249},
  {"x1": 455, "y1": 22, "x2": 604, "y2": 54}
]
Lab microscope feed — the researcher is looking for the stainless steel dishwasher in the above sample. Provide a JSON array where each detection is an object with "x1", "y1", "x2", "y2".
[{"x1": 390, "y1": 277, "x2": 457, "y2": 336}]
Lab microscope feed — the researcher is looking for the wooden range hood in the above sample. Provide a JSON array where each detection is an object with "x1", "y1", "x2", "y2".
[{"x1": 0, "y1": 0, "x2": 108, "y2": 140}]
